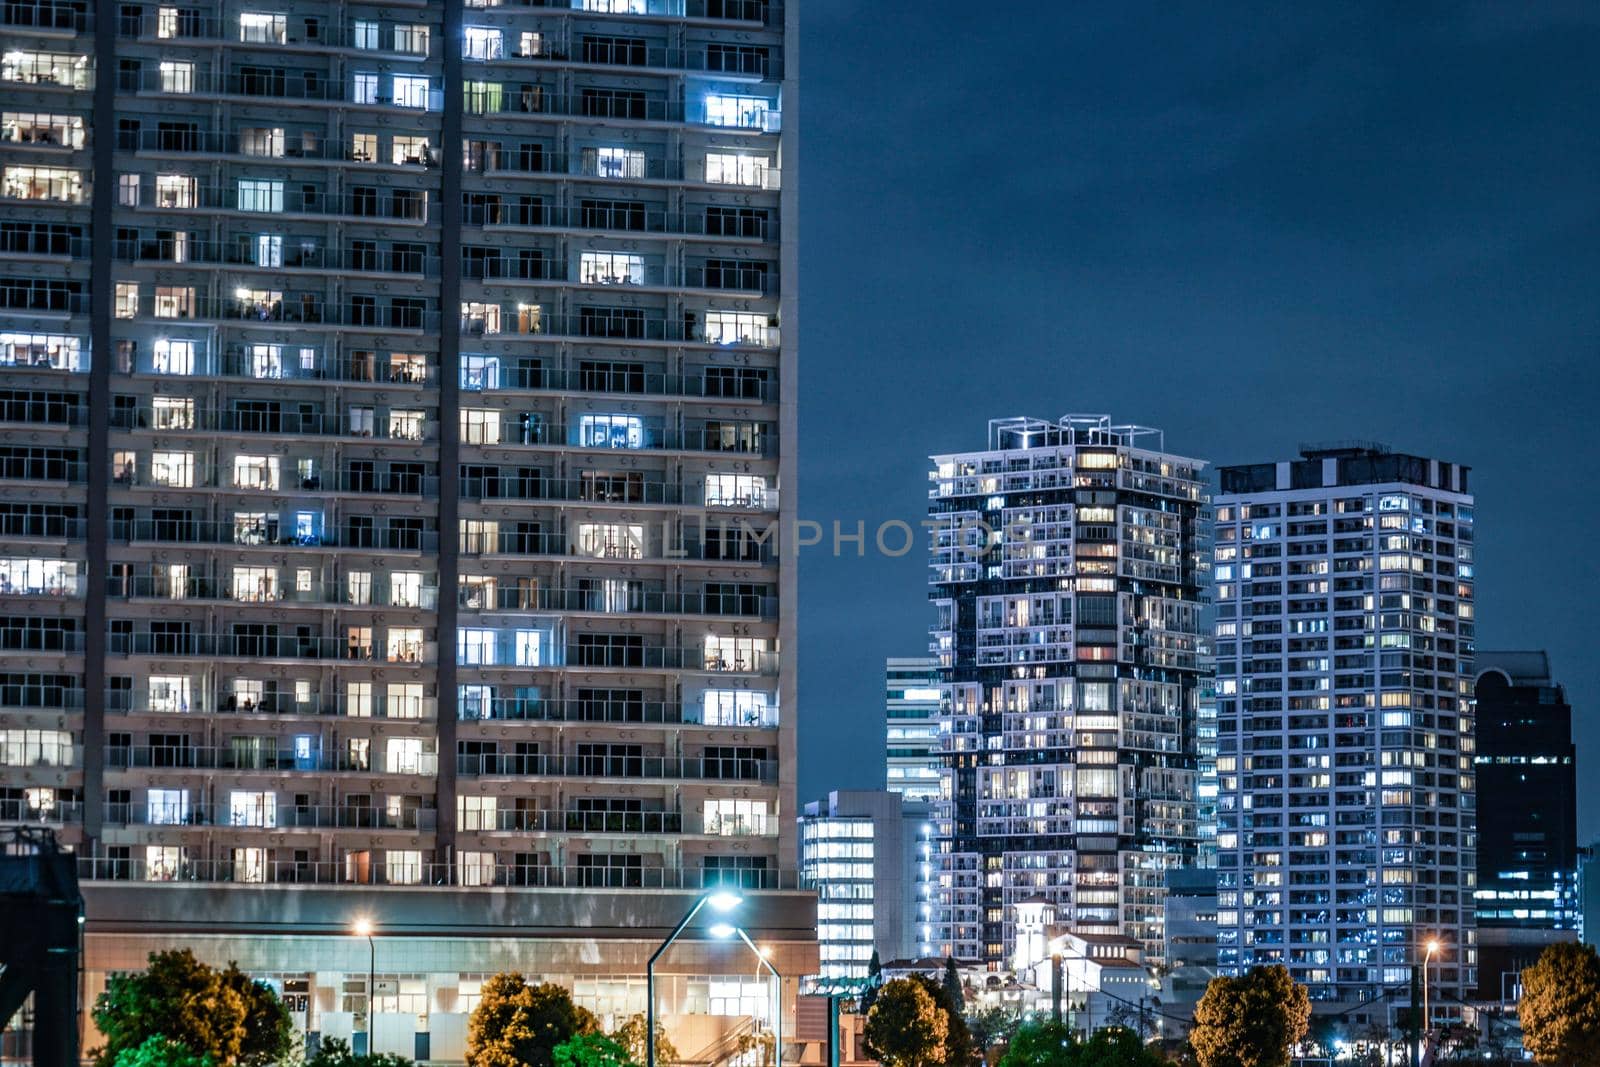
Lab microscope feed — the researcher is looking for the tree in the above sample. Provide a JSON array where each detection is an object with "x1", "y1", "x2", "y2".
[
  {"x1": 305, "y1": 1039, "x2": 412, "y2": 1067},
  {"x1": 110, "y1": 1036, "x2": 216, "y2": 1067},
  {"x1": 997, "y1": 1019, "x2": 1072, "y2": 1067},
  {"x1": 1519, "y1": 942, "x2": 1600, "y2": 1067},
  {"x1": 1190, "y1": 966, "x2": 1311, "y2": 1067},
  {"x1": 468, "y1": 975, "x2": 600, "y2": 1067},
  {"x1": 1000, "y1": 1023, "x2": 1165, "y2": 1067},
  {"x1": 942, "y1": 958, "x2": 966, "y2": 1015},
  {"x1": 93, "y1": 950, "x2": 249, "y2": 1066},
  {"x1": 966, "y1": 1005, "x2": 1020, "y2": 1055},
  {"x1": 608, "y1": 1013, "x2": 678, "y2": 1066},
  {"x1": 220, "y1": 964, "x2": 294, "y2": 1067},
  {"x1": 865, "y1": 979, "x2": 949, "y2": 1067},
  {"x1": 553, "y1": 1034, "x2": 636, "y2": 1067},
  {"x1": 909, "y1": 974, "x2": 976, "y2": 1067}
]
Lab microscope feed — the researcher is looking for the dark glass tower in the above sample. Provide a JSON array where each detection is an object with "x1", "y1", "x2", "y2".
[{"x1": 1474, "y1": 652, "x2": 1578, "y2": 1001}]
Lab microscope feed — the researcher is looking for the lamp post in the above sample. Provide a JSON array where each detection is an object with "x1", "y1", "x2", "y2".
[
  {"x1": 1422, "y1": 939, "x2": 1440, "y2": 1038},
  {"x1": 648, "y1": 890, "x2": 743, "y2": 1067},
  {"x1": 730, "y1": 926, "x2": 782, "y2": 1067},
  {"x1": 352, "y1": 918, "x2": 376, "y2": 1054}
]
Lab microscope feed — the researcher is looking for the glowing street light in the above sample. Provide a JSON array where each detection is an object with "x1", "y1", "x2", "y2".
[
  {"x1": 648, "y1": 891, "x2": 744, "y2": 1067},
  {"x1": 352, "y1": 918, "x2": 376, "y2": 1054}
]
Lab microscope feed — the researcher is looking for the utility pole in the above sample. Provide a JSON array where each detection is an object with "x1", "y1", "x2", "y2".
[
  {"x1": 1408, "y1": 964, "x2": 1421, "y2": 1067},
  {"x1": 1051, "y1": 954, "x2": 1063, "y2": 1024}
]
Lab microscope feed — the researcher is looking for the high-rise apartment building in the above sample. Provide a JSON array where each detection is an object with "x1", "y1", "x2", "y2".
[
  {"x1": 1213, "y1": 445, "x2": 1476, "y2": 1015},
  {"x1": 928, "y1": 416, "x2": 1207, "y2": 968},
  {"x1": 0, "y1": 0, "x2": 805, "y2": 1057},
  {"x1": 886, "y1": 657, "x2": 941, "y2": 802},
  {"x1": 1473, "y1": 652, "x2": 1578, "y2": 1001},
  {"x1": 798, "y1": 789, "x2": 932, "y2": 979}
]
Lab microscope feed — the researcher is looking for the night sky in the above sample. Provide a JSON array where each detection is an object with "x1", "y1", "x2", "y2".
[{"x1": 793, "y1": 4, "x2": 1600, "y2": 841}]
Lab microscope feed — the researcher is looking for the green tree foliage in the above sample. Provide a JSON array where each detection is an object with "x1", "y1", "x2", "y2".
[
  {"x1": 305, "y1": 1038, "x2": 412, "y2": 1067},
  {"x1": 966, "y1": 1005, "x2": 1020, "y2": 1054},
  {"x1": 1519, "y1": 942, "x2": 1600, "y2": 1067},
  {"x1": 110, "y1": 1035, "x2": 216, "y2": 1067},
  {"x1": 220, "y1": 965, "x2": 295, "y2": 1067},
  {"x1": 608, "y1": 1013, "x2": 678, "y2": 1065},
  {"x1": 908, "y1": 974, "x2": 976, "y2": 1067},
  {"x1": 942, "y1": 959, "x2": 966, "y2": 1016},
  {"x1": 999, "y1": 1022, "x2": 1166, "y2": 1067},
  {"x1": 997, "y1": 1019, "x2": 1073, "y2": 1067},
  {"x1": 467, "y1": 975, "x2": 600, "y2": 1067},
  {"x1": 865, "y1": 979, "x2": 949, "y2": 1067},
  {"x1": 553, "y1": 1033, "x2": 636, "y2": 1067},
  {"x1": 1190, "y1": 966, "x2": 1311, "y2": 1067},
  {"x1": 92, "y1": 949, "x2": 290, "y2": 1067}
]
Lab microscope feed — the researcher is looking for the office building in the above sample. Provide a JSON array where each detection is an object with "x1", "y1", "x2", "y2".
[
  {"x1": 798, "y1": 789, "x2": 932, "y2": 980},
  {"x1": 1161, "y1": 867, "x2": 1218, "y2": 1017},
  {"x1": 1473, "y1": 652, "x2": 1578, "y2": 1001},
  {"x1": 0, "y1": 0, "x2": 806, "y2": 1057},
  {"x1": 886, "y1": 657, "x2": 941, "y2": 802},
  {"x1": 929, "y1": 415, "x2": 1207, "y2": 968},
  {"x1": 1213, "y1": 445, "x2": 1476, "y2": 1015}
]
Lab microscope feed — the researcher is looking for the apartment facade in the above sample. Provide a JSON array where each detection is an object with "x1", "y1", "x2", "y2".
[
  {"x1": 1472, "y1": 651, "x2": 1578, "y2": 1001},
  {"x1": 928, "y1": 416, "x2": 1207, "y2": 968},
  {"x1": 0, "y1": 0, "x2": 805, "y2": 1057},
  {"x1": 885, "y1": 656, "x2": 940, "y2": 802},
  {"x1": 1213, "y1": 446, "x2": 1476, "y2": 1014}
]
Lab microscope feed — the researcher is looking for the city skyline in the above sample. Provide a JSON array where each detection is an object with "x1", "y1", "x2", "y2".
[{"x1": 795, "y1": 3, "x2": 1600, "y2": 842}]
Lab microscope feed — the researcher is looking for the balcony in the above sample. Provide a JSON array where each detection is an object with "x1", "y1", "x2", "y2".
[
  {"x1": 104, "y1": 744, "x2": 438, "y2": 776},
  {"x1": 129, "y1": 184, "x2": 430, "y2": 224},
  {"x1": 472, "y1": 203, "x2": 778, "y2": 242},
  {"x1": 106, "y1": 688, "x2": 436, "y2": 720},
  {"x1": 123, "y1": 298, "x2": 439, "y2": 334},
  {"x1": 111, "y1": 405, "x2": 439, "y2": 442},
  {"x1": 74, "y1": 856, "x2": 801, "y2": 890},
  {"x1": 114, "y1": 230, "x2": 441, "y2": 277},
  {"x1": 100, "y1": 803, "x2": 437, "y2": 831},
  {"x1": 111, "y1": 518, "x2": 438, "y2": 554},
  {"x1": 133, "y1": 70, "x2": 442, "y2": 111},
  {"x1": 455, "y1": 751, "x2": 777, "y2": 782},
  {"x1": 459, "y1": 365, "x2": 775, "y2": 403},
  {"x1": 110, "y1": 631, "x2": 437, "y2": 663},
  {"x1": 112, "y1": 575, "x2": 439, "y2": 611},
  {"x1": 459, "y1": 585, "x2": 776, "y2": 619}
]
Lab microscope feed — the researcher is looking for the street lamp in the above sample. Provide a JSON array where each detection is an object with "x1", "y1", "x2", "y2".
[
  {"x1": 352, "y1": 918, "x2": 376, "y2": 1054},
  {"x1": 729, "y1": 926, "x2": 782, "y2": 1067},
  {"x1": 1422, "y1": 939, "x2": 1440, "y2": 1037},
  {"x1": 648, "y1": 891, "x2": 743, "y2": 1067}
]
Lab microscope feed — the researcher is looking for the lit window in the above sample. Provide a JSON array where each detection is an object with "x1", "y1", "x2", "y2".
[
  {"x1": 457, "y1": 628, "x2": 498, "y2": 666},
  {"x1": 514, "y1": 630, "x2": 541, "y2": 667},
  {"x1": 463, "y1": 27, "x2": 503, "y2": 59},
  {"x1": 152, "y1": 286, "x2": 195, "y2": 319},
  {"x1": 386, "y1": 627, "x2": 423, "y2": 663},
  {"x1": 393, "y1": 25, "x2": 430, "y2": 55},
  {"x1": 385, "y1": 738, "x2": 426, "y2": 773},
  {"x1": 117, "y1": 174, "x2": 139, "y2": 206},
  {"x1": 3, "y1": 165, "x2": 83, "y2": 203},
  {"x1": 461, "y1": 409, "x2": 501, "y2": 444},
  {"x1": 228, "y1": 790, "x2": 277, "y2": 827},
  {"x1": 152, "y1": 339, "x2": 195, "y2": 375},
  {"x1": 705, "y1": 153, "x2": 767, "y2": 187},
  {"x1": 158, "y1": 60, "x2": 194, "y2": 93},
  {"x1": 459, "y1": 851, "x2": 496, "y2": 885},
  {"x1": 704, "y1": 473, "x2": 769, "y2": 508},
  {"x1": 705, "y1": 635, "x2": 768, "y2": 673},
  {"x1": 461, "y1": 302, "x2": 501, "y2": 335},
  {"x1": 704, "y1": 798, "x2": 768, "y2": 836},
  {"x1": 577, "y1": 413, "x2": 644, "y2": 449},
  {"x1": 392, "y1": 75, "x2": 431, "y2": 109},
  {"x1": 704, "y1": 94, "x2": 771, "y2": 129},
  {"x1": 702, "y1": 691, "x2": 772, "y2": 726},
  {"x1": 146, "y1": 846, "x2": 183, "y2": 881},
  {"x1": 155, "y1": 174, "x2": 196, "y2": 208},
  {"x1": 386, "y1": 850, "x2": 423, "y2": 885},
  {"x1": 576, "y1": 523, "x2": 645, "y2": 560},
  {"x1": 461, "y1": 354, "x2": 501, "y2": 391},
  {"x1": 392, "y1": 135, "x2": 430, "y2": 165},
  {"x1": 233, "y1": 847, "x2": 268, "y2": 883},
  {"x1": 239, "y1": 127, "x2": 284, "y2": 157},
  {"x1": 150, "y1": 451, "x2": 194, "y2": 488},
  {"x1": 239, "y1": 12, "x2": 286, "y2": 43},
  {"x1": 114, "y1": 283, "x2": 138, "y2": 319},
  {"x1": 351, "y1": 132, "x2": 377, "y2": 162},
  {"x1": 236, "y1": 178, "x2": 283, "y2": 213},
  {"x1": 388, "y1": 683, "x2": 425, "y2": 719},
  {"x1": 703, "y1": 311, "x2": 770, "y2": 346},
  {"x1": 144, "y1": 788, "x2": 188, "y2": 824},
  {"x1": 582, "y1": 146, "x2": 646, "y2": 179},
  {"x1": 353, "y1": 72, "x2": 378, "y2": 105},
  {"x1": 2, "y1": 111, "x2": 86, "y2": 149},
  {"x1": 233, "y1": 455, "x2": 280, "y2": 490},
  {"x1": 353, "y1": 20, "x2": 378, "y2": 49},
  {"x1": 580, "y1": 251, "x2": 644, "y2": 285}
]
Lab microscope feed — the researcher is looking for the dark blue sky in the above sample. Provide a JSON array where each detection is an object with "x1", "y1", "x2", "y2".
[{"x1": 793, "y1": 4, "x2": 1600, "y2": 841}]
